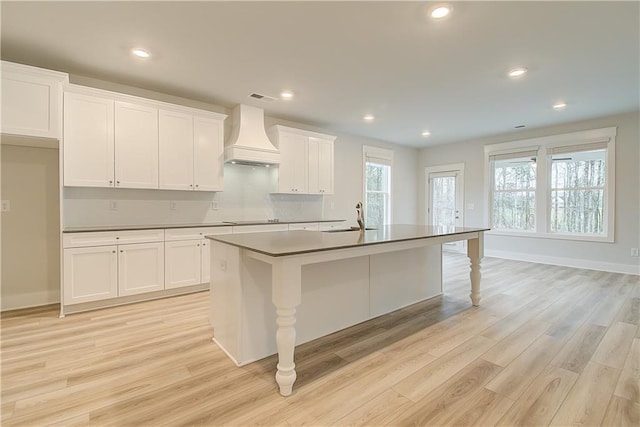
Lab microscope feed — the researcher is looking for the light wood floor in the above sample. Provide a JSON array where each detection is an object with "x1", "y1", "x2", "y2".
[{"x1": 1, "y1": 254, "x2": 638, "y2": 426}]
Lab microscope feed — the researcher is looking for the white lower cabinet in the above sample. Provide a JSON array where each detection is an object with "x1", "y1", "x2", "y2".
[
  {"x1": 63, "y1": 246, "x2": 118, "y2": 305},
  {"x1": 118, "y1": 242, "x2": 165, "y2": 296},
  {"x1": 63, "y1": 230, "x2": 165, "y2": 306},
  {"x1": 288, "y1": 222, "x2": 319, "y2": 231},
  {"x1": 164, "y1": 226, "x2": 232, "y2": 289},
  {"x1": 165, "y1": 240, "x2": 202, "y2": 289}
]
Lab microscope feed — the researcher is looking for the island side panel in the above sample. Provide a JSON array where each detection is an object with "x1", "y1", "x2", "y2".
[
  {"x1": 209, "y1": 241, "x2": 243, "y2": 365},
  {"x1": 369, "y1": 245, "x2": 442, "y2": 317}
]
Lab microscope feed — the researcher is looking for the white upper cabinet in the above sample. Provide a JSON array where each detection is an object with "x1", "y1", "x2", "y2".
[
  {"x1": 309, "y1": 137, "x2": 334, "y2": 194},
  {"x1": 114, "y1": 101, "x2": 159, "y2": 189},
  {"x1": 269, "y1": 125, "x2": 335, "y2": 195},
  {"x1": 159, "y1": 109, "x2": 194, "y2": 190},
  {"x1": 278, "y1": 132, "x2": 309, "y2": 193},
  {"x1": 193, "y1": 116, "x2": 224, "y2": 191},
  {"x1": 1, "y1": 61, "x2": 68, "y2": 139},
  {"x1": 63, "y1": 92, "x2": 115, "y2": 187},
  {"x1": 63, "y1": 84, "x2": 227, "y2": 191}
]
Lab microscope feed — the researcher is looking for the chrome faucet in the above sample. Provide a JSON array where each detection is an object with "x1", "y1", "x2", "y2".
[{"x1": 356, "y1": 202, "x2": 365, "y2": 231}]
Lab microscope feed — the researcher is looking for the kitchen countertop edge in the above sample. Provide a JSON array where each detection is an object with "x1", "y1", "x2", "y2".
[{"x1": 63, "y1": 219, "x2": 346, "y2": 233}]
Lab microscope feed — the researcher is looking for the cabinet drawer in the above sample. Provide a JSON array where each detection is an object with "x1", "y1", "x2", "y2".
[
  {"x1": 288, "y1": 223, "x2": 319, "y2": 231},
  {"x1": 318, "y1": 222, "x2": 346, "y2": 231},
  {"x1": 165, "y1": 226, "x2": 232, "y2": 241},
  {"x1": 232, "y1": 224, "x2": 289, "y2": 234},
  {"x1": 63, "y1": 229, "x2": 165, "y2": 248}
]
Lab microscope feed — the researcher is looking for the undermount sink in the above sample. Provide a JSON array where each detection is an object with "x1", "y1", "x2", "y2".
[{"x1": 323, "y1": 227, "x2": 377, "y2": 233}]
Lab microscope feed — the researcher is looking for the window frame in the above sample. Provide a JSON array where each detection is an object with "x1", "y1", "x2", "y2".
[
  {"x1": 484, "y1": 127, "x2": 616, "y2": 243},
  {"x1": 363, "y1": 145, "x2": 393, "y2": 226}
]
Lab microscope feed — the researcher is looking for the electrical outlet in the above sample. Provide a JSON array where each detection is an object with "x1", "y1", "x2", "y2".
[
  {"x1": 109, "y1": 201, "x2": 118, "y2": 211},
  {"x1": 169, "y1": 201, "x2": 177, "y2": 210},
  {"x1": 631, "y1": 248, "x2": 639, "y2": 257},
  {"x1": 1, "y1": 200, "x2": 10, "y2": 212},
  {"x1": 211, "y1": 201, "x2": 218, "y2": 211}
]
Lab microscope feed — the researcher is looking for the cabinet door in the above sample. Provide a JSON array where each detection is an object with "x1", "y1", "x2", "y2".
[
  {"x1": 63, "y1": 92, "x2": 115, "y2": 187},
  {"x1": 308, "y1": 138, "x2": 320, "y2": 194},
  {"x1": 63, "y1": 246, "x2": 118, "y2": 304},
  {"x1": 193, "y1": 116, "x2": 224, "y2": 191},
  {"x1": 114, "y1": 101, "x2": 159, "y2": 189},
  {"x1": 317, "y1": 138, "x2": 334, "y2": 194},
  {"x1": 118, "y1": 242, "x2": 165, "y2": 296},
  {"x1": 159, "y1": 109, "x2": 194, "y2": 190},
  {"x1": 1, "y1": 64, "x2": 64, "y2": 139},
  {"x1": 165, "y1": 240, "x2": 202, "y2": 289},
  {"x1": 278, "y1": 133, "x2": 308, "y2": 193}
]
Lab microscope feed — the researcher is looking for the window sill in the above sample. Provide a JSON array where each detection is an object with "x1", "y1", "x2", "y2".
[{"x1": 488, "y1": 229, "x2": 613, "y2": 243}]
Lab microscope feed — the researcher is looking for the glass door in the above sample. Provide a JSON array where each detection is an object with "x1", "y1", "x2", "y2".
[{"x1": 428, "y1": 169, "x2": 464, "y2": 252}]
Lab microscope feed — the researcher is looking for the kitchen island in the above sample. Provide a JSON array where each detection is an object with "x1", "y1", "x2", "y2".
[{"x1": 206, "y1": 224, "x2": 488, "y2": 396}]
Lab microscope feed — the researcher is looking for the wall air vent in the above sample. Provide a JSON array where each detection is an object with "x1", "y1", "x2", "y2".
[{"x1": 249, "y1": 92, "x2": 277, "y2": 102}]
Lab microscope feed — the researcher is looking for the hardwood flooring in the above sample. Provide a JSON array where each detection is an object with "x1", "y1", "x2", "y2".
[{"x1": 1, "y1": 254, "x2": 638, "y2": 426}]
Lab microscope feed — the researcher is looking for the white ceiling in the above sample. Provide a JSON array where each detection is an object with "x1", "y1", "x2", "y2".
[{"x1": 1, "y1": 1, "x2": 638, "y2": 147}]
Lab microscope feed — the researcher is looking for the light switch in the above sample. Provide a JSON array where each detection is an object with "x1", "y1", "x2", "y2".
[{"x1": 1, "y1": 200, "x2": 10, "y2": 212}]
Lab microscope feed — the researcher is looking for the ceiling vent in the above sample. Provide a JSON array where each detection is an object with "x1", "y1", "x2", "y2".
[{"x1": 249, "y1": 92, "x2": 277, "y2": 102}]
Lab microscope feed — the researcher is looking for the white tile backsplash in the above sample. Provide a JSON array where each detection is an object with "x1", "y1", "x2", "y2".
[{"x1": 63, "y1": 164, "x2": 324, "y2": 227}]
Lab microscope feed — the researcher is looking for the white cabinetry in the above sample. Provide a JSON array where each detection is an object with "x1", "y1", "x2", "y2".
[
  {"x1": 308, "y1": 137, "x2": 334, "y2": 194},
  {"x1": 63, "y1": 84, "x2": 227, "y2": 190},
  {"x1": 1, "y1": 61, "x2": 68, "y2": 139},
  {"x1": 159, "y1": 111, "x2": 224, "y2": 191},
  {"x1": 231, "y1": 223, "x2": 289, "y2": 234},
  {"x1": 63, "y1": 91, "x2": 115, "y2": 187},
  {"x1": 63, "y1": 230, "x2": 165, "y2": 305},
  {"x1": 288, "y1": 222, "x2": 319, "y2": 231},
  {"x1": 268, "y1": 125, "x2": 335, "y2": 195},
  {"x1": 114, "y1": 101, "x2": 159, "y2": 189},
  {"x1": 118, "y1": 242, "x2": 164, "y2": 296},
  {"x1": 277, "y1": 132, "x2": 308, "y2": 193},
  {"x1": 164, "y1": 226, "x2": 232, "y2": 289},
  {"x1": 63, "y1": 246, "x2": 118, "y2": 304}
]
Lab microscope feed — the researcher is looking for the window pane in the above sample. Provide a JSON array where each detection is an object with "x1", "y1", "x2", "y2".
[
  {"x1": 550, "y1": 149, "x2": 606, "y2": 234},
  {"x1": 366, "y1": 192, "x2": 387, "y2": 227},
  {"x1": 493, "y1": 191, "x2": 535, "y2": 231},
  {"x1": 493, "y1": 157, "x2": 536, "y2": 231},
  {"x1": 365, "y1": 161, "x2": 390, "y2": 226},
  {"x1": 432, "y1": 176, "x2": 456, "y2": 228},
  {"x1": 494, "y1": 158, "x2": 536, "y2": 191},
  {"x1": 366, "y1": 162, "x2": 388, "y2": 192}
]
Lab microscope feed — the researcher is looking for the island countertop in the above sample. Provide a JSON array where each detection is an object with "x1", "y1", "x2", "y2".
[{"x1": 205, "y1": 224, "x2": 490, "y2": 257}]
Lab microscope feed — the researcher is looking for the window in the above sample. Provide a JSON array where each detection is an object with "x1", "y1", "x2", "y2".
[
  {"x1": 485, "y1": 127, "x2": 616, "y2": 242},
  {"x1": 550, "y1": 147, "x2": 606, "y2": 234},
  {"x1": 363, "y1": 146, "x2": 393, "y2": 227},
  {"x1": 492, "y1": 154, "x2": 537, "y2": 231}
]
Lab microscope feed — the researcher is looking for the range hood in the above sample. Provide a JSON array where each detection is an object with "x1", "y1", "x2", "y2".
[{"x1": 224, "y1": 104, "x2": 280, "y2": 165}]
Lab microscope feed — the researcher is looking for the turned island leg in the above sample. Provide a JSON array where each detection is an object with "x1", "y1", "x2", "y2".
[
  {"x1": 272, "y1": 260, "x2": 302, "y2": 397},
  {"x1": 467, "y1": 232, "x2": 484, "y2": 306}
]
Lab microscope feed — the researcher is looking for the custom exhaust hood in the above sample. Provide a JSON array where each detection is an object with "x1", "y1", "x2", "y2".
[{"x1": 224, "y1": 104, "x2": 280, "y2": 165}]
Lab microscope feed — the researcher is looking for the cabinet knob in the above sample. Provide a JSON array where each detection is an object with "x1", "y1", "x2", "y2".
[
  {"x1": 120, "y1": 250, "x2": 123, "y2": 253},
  {"x1": 116, "y1": 237, "x2": 119, "y2": 239},
  {"x1": 197, "y1": 244, "x2": 200, "y2": 247},
  {"x1": 190, "y1": 184, "x2": 193, "y2": 187},
  {"x1": 195, "y1": 184, "x2": 199, "y2": 188},
  {"x1": 109, "y1": 180, "x2": 113, "y2": 185},
  {"x1": 112, "y1": 250, "x2": 116, "y2": 254},
  {"x1": 116, "y1": 181, "x2": 120, "y2": 186}
]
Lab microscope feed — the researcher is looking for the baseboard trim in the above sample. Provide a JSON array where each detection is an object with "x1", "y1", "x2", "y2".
[
  {"x1": 485, "y1": 250, "x2": 640, "y2": 275},
  {"x1": 1, "y1": 290, "x2": 60, "y2": 312}
]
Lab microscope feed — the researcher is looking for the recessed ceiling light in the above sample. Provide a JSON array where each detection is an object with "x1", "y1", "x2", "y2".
[
  {"x1": 421, "y1": 131, "x2": 431, "y2": 137},
  {"x1": 280, "y1": 90, "x2": 294, "y2": 100},
  {"x1": 508, "y1": 67, "x2": 528, "y2": 78},
  {"x1": 431, "y1": 5, "x2": 452, "y2": 19},
  {"x1": 132, "y1": 48, "x2": 151, "y2": 59},
  {"x1": 363, "y1": 114, "x2": 375, "y2": 122},
  {"x1": 553, "y1": 102, "x2": 567, "y2": 110}
]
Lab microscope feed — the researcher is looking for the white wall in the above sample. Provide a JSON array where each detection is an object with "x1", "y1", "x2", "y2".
[
  {"x1": 1, "y1": 143, "x2": 61, "y2": 310},
  {"x1": 418, "y1": 111, "x2": 640, "y2": 274}
]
